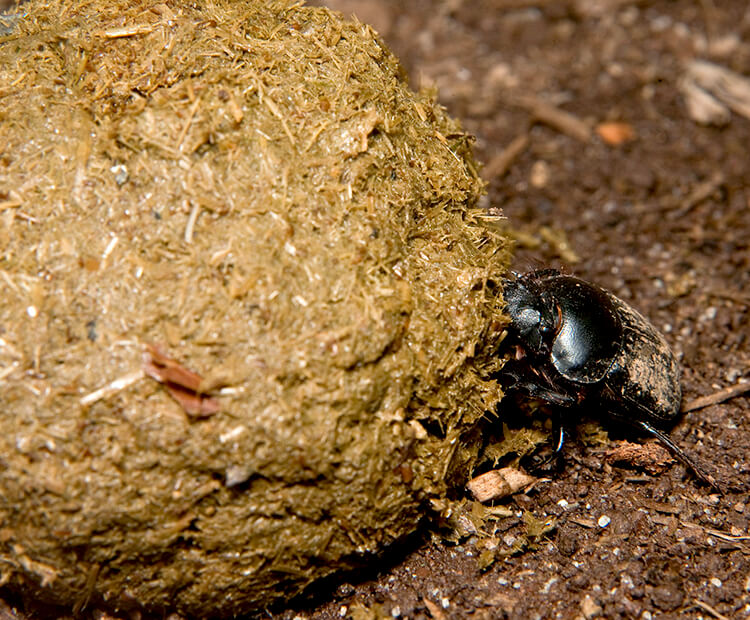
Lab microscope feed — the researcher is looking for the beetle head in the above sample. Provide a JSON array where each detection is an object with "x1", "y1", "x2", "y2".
[{"x1": 502, "y1": 275, "x2": 558, "y2": 356}]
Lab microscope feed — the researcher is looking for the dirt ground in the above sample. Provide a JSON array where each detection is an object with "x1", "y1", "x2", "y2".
[
  {"x1": 2, "y1": 1, "x2": 749, "y2": 619},
  {"x1": 291, "y1": 1, "x2": 750, "y2": 619}
]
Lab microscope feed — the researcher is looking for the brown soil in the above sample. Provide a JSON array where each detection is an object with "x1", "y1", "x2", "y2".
[
  {"x1": 2, "y1": 1, "x2": 748, "y2": 619},
  {"x1": 291, "y1": 1, "x2": 750, "y2": 619}
]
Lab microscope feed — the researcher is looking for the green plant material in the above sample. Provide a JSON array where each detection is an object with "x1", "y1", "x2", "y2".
[
  {"x1": 481, "y1": 422, "x2": 549, "y2": 466},
  {"x1": 477, "y1": 547, "x2": 498, "y2": 571},
  {"x1": 0, "y1": 0, "x2": 512, "y2": 616},
  {"x1": 577, "y1": 421, "x2": 611, "y2": 447},
  {"x1": 522, "y1": 511, "x2": 557, "y2": 545},
  {"x1": 349, "y1": 602, "x2": 386, "y2": 620},
  {"x1": 480, "y1": 511, "x2": 556, "y2": 567}
]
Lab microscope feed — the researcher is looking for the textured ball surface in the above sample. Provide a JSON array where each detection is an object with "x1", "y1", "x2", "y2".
[{"x1": 0, "y1": 0, "x2": 510, "y2": 615}]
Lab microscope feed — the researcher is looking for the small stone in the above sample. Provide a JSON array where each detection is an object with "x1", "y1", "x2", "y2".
[
  {"x1": 557, "y1": 499, "x2": 570, "y2": 509},
  {"x1": 110, "y1": 163, "x2": 129, "y2": 186},
  {"x1": 530, "y1": 160, "x2": 551, "y2": 188},
  {"x1": 598, "y1": 515, "x2": 611, "y2": 528},
  {"x1": 710, "y1": 577, "x2": 722, "y2": 588},
  {"x1": 542, "y1": 577, "x2": 558, "y2": 594},
  {"x1": 581, "y1": 594, "x2": 602, "y2": 619}
]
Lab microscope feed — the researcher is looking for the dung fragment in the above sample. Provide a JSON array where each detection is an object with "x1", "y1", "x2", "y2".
[{"x1": 606, "y1": 440, "x2": 674, "y2": 475}]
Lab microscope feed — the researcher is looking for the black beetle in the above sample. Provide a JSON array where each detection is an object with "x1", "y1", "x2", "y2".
[{"x1": 500, "y1": 269, "x2": 717, "y2": 488}]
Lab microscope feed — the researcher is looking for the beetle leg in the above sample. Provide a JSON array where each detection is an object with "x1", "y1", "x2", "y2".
[
  {"x1": 506, "y1": 381, "x2": 577, "y2": 408},
  {"x1": 635, "y1": 419, "x2": 722, "y2": 493},
  {"x1": 553, "y1": 423, "x2": 566, "y2": 453}
]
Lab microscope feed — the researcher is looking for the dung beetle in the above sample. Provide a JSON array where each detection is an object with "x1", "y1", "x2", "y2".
[{"x1": 500, "y1": 269, "x2": 717, "y2": 489}]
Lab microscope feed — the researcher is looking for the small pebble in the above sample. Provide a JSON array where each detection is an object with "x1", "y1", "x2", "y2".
[
  {"x1": 581, "y1": 594, "x2": 603, "y2": 619},
  {"x1": 557, "y1": 499, "x2": 570, "y2": 509},
  {"x1": 441, "y1": 597, "x2": 450, "y2": 609},
  {"x1": 390, "y1": 605, "x2": 400, "y2": 618},
  {"x1": 598, "y1": 515, "x2": 611, "y2": 528},
  {"x1": 711, "y1": 577, "x2": 722, "y2": 588},
  {"x1": 530, "y1": 160, "x2": 551, "y2": 188},
  {"x1": 110, "y1": 163, "x2": 129, "y2": 185}
]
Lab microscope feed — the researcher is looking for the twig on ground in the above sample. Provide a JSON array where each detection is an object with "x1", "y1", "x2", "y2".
[
  {"x1": 482, "y1": 134, "x2": 529, "y2": 180},
  {"x1": 663, "y1": 171, "x2": 725, "y2": 217},
  {"x1": 692, "y1": 599, "x2": 730, "y2": 620},
  {"x1": 508, "y1": 94, "x2": 591, "y2": 142},
  {"x1": 681, "y1": 381, "x2": 750, "y2": 413}
]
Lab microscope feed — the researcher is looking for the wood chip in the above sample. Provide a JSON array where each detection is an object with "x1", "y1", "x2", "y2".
[
  {"x1": 637, "y1": 498, "x2": 682, "y2": 515},
  {"x1": 687, "y1": 60, "x2": 750, "y2": 121},
  {"x1": 143, "y1": 344, "x2": 220, "y2": 417},
  {"x1": 466, "y1": 467, "x2": 536, "y2": 503},
  {"x1": 679, "y1": 76, "x2": 731, "y2": 126},
  {"x1": 570, "y1": 517, "x2": 597, "y2": 529}
]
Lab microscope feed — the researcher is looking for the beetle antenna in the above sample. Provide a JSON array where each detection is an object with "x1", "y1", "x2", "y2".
[{"x1": 636, "y1": 419, "x2": 723, "y2": 494}]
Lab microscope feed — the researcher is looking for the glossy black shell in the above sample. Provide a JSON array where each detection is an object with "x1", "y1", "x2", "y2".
[{"x1": 503, "y1": 270, "x2": 681, "y2": 424}]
